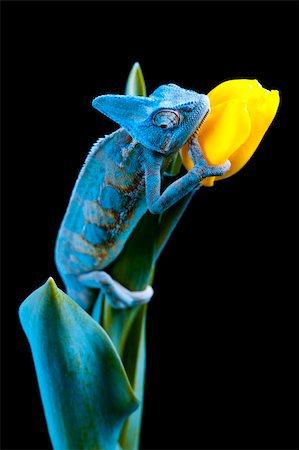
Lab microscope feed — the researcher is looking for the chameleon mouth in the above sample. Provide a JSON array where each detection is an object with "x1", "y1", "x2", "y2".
[{"x1": 191, "y1": 109, "x2": 210, "y2": 138}]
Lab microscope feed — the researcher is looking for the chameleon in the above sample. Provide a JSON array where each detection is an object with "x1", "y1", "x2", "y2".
[{"x1": 55, "y1": 83, "x2": 230, "y2": 311}]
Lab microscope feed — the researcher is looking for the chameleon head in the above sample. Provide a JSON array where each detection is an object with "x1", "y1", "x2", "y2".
[{"x1": 92, "y1": 83, "x2": 210, "y2": 154}]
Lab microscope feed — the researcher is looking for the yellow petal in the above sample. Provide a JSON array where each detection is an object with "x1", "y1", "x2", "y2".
[
  {"x1": 180, "y1": 143, "x2": 193, "y2": 171},
  {"x1": 208, "y1": 79, "x2": 263, "y2": 107},
  {"x1": 199, "y1": 99, "x2": 251, "y2": 165},
  {"x1": 218, "y1": 89, "x2": 280, "y2": 179},
  {"x1": 201, "y1": 176, "x2": 215, "y2": 187},
  {"x1": 180, "y1": 99, "x2": 251, "y2": 185}
]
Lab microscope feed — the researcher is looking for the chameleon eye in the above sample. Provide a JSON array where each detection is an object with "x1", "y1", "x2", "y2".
[{"x1": 153, "y1": 110, "x2": 181, "y2": 129}]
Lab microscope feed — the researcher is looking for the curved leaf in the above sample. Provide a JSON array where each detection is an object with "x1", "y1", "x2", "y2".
[{"x1": 19, "y1": 277, "x2": 139, "y2": 450}]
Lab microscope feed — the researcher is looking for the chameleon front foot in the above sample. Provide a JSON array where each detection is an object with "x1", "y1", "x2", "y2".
[{"x1": 78, "y1": 271, "x2": 154, "y2": 309}]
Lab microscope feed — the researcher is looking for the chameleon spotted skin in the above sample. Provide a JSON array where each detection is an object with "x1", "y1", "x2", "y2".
[
  {"x1": 55, "y1": 129, "x2": 154, "y2": 307},
  {"x1": 56, "y1": 130, "x2": 147, "y2": 275},
  {"x1": 55, "y1": 83, "x2": 230, "y2": 310}
]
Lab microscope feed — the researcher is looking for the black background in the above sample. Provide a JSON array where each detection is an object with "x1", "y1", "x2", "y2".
[{"x1": 1, "y1": 1, "x2": 298, "y2": 449}]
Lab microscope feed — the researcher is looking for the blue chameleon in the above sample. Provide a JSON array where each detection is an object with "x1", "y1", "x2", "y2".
[{"x1": 55, "y1": 83, "x2": 230, "y2": 311}]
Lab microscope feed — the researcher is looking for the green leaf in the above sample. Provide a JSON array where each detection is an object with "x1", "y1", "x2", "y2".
[
  {"x1": 164, "y1": 152, "x2": 183, "y2": 177},
  {"x1": 110, "y1": 211, "x2": 159, "y2": 293},
  {"x1": 19, "y1": 278, "x2": 139, "y2": 450},
  {"x1": 103, "y1": 211, "x2": 159, "y2": 450},
  {"x1": 125, "y1": 62, "x2": 147, "y2": 97},
  {"x1": 155, "y1": 191, "x2": 195, "y2": 261}
]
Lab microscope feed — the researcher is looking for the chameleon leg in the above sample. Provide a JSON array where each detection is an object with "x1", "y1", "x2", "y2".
[
  {"x1": 144, "y1": 137, "x2": 231, "y2": 214},
  {"x1": 78, "y1": 271, "x2": 154, "y2": 309}
]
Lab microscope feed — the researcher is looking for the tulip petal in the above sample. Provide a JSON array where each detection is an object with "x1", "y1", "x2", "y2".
[
  {"x1": 219, "y1": 89, "x2": 280, "y2": 179},
  {"x1": 180, "y1": 99, "x2": 251, "y2": 186},
  {"x1": 180, "y1": 143, "x2": 193, "y2": 171},
  {"x1": 19, "y1": 278, "x2": 139, "y2": 450},
  {"x1": 199, "y1": 99, "x2": 251, "y2": 165},
  {"x1": 208, "y1": 79, "x2": 264, "y2": 107}
]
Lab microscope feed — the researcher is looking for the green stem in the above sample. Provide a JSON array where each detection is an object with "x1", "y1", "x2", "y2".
[{"x1": 100, "y1": 211, "x2": 159, "y2": 450}]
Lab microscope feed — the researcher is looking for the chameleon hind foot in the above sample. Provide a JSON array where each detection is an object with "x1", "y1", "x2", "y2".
[{"x1": 78, "y1": 271, "x2": 154, "y2": 309}]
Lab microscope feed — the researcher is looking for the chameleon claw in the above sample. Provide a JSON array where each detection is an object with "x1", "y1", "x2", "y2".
[
  {"x1": 78, "y1": 271, "x2": 154, "y2": 310},
  {"x1": 206, "y1": 159, "x2": 231, "y2": 177}
]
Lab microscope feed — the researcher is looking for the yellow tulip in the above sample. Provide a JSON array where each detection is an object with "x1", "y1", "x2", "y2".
[{"x1": 180, "y1": 79, "x2": 280, "y2": 187}]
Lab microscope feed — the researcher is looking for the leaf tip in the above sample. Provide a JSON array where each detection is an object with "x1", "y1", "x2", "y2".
[
  {"x1": 125, "y1": 62, "x2": 146, "y2": 97},
  {"x1": 132, "y1": 61, "x2": 141, "y2": 71},
  {"x1": 46, "y1": 276, "x2": 59, "y2": 296},
  {"x1": 19, "y1": 277, "x2": 63, "y2": 330}
]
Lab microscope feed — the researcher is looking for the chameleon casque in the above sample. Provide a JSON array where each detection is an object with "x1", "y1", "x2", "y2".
[{"x1": 55, "y1": 83, "x2": 230, "y2": 311}]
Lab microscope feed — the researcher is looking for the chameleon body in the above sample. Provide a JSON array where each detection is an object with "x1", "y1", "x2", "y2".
[{"x1": 55, "y1": 84, "x2": 230, "y2": 310}]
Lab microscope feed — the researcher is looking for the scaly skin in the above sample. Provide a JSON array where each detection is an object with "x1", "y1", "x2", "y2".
[{"x1": 55, "y1": 129, "x2": 147, "y2": 276}]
